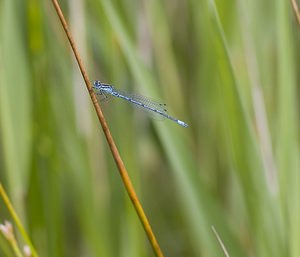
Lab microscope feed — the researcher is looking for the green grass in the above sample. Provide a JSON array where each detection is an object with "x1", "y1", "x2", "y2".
[{"x1": 0, "y1": 0, "x2": 299, "y2": 256}]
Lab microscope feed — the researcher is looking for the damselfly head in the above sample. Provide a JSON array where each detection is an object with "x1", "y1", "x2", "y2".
[{"x1": 93, "y1": 80, "x2": 102, "y2": 89}]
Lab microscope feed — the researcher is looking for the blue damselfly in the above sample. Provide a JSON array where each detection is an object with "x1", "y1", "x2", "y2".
[{"x1": 93, "y1": 81, "x2": 188, "y2": 128}]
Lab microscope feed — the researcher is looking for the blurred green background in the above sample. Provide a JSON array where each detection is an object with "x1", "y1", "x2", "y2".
[{"x1": 0, "y1": 0, "x2": 299, "y2": 256}]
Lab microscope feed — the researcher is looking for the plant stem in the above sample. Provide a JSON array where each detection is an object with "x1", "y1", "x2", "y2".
[
  {"x1": 0, "y1": 184, "x2": 39, "y2": 257},
  {"x1": 291, "y1": 0, "x2": 300, "y2": 25},
  {"x1": 50, "y1": 1, "x2": 164, "y2": 256}
]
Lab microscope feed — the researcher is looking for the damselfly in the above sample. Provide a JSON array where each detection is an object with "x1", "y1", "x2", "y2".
[{"x1": 93, "y1": 81, "x2": 188, "y2": 128}]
